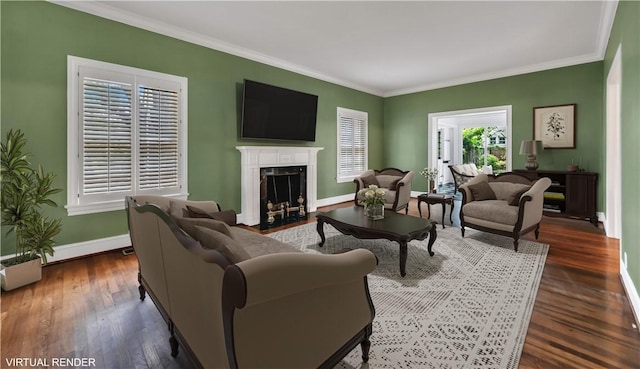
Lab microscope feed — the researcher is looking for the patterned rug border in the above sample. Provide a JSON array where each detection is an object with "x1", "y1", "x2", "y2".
[{"x1": 267, "y1": 222, "x2": 548, "y2": 369}]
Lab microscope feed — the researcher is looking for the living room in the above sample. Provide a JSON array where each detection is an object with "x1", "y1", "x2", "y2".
[{"x1": 2, "y1": 1, "x2": 639, "y2": 368}]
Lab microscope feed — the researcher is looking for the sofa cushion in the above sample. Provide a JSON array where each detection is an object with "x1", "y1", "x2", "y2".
[
  {"x1": 488, "y1": 183, "x2": 531, "y2": 203},
  {"x1": 192, "y1": 226, "x2": 251, "y2": 263},
  {"x1": 468, "y1": 182, "x2": 497, "y2": 201},
  {"x1": 463, "y1": 200, "x2": 519, "y2": 225},
  {"x1": 360, "y1": 175, "x2": 379, "y2": 188},
  {"x1": 176, "y1": 217, "x2": 234, "y2": 239},
  {"x1": 186, "y1": 205, "x2": 237, "y2": 225},
  {"x1": 376, "y1": 175, "x2": 402, "y2": 190}
]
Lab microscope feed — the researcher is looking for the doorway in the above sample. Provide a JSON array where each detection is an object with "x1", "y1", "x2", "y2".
[{"x1": 428, "y1": 106, "x2": 512, "y2": 186}]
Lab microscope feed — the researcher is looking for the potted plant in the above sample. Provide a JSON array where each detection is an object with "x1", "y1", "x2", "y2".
[{"x1": 1, "y1": 129, "x2": 62, "y2": 291}]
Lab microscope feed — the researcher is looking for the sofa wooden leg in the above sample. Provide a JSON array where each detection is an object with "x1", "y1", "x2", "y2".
[
  {"x1": 461, "y1": 227, "x2": 465, "y2": 238},
  {"x1": 361, "y1": 325, "x2": 372, "y2": 363},
  {"x1": 513, "y1": 239, "x2": 519, "y2": 252},
  {"x1": 534, "y1": 224, "x2": 540, "y2": 239},
  {"x1": 168, "y1": 321, "x2": 179, "y2": 357},
  {"x1": 138, "y1": 272, "x2": 146, "y2": 301},
  {"x1": 169, "y1": 336, "x2": 179, "y2": 358}
]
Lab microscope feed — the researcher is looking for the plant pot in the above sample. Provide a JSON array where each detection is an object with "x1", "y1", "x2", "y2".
[
  {"x1": 0, "y1": 257, "x2": 42, "y2": 291},
  {"x1": 365, "y1": 203, "x2": 384, "y2": 220}
]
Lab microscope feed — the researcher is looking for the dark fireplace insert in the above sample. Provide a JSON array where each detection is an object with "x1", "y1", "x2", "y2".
[{"x1": 259, "y1": 165, "x2": 308, "y2": 230}]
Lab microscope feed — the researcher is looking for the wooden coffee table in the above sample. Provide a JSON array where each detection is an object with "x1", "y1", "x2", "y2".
[{"x1": 316, "y1": 207, "x2": 436, "y2": 277}]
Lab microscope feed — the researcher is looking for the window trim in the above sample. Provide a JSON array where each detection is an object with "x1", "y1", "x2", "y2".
[
  {"x1": 66, "y1": 56, "x2": 188, "y2": 216},
  {"x1": 336, "y1": 107, "x2": 368, "y2": 183}
]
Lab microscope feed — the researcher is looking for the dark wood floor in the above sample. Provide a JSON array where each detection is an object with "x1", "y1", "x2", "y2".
[{"x1": 1, "y1": 199, "x2": 639, "y2": 369}]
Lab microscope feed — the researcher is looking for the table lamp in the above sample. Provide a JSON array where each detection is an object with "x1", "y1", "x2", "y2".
[{"x1": 519, "y1": 140, "x2": 543, "y2": 170}]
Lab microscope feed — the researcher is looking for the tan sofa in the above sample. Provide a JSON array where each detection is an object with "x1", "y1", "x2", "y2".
[
  {"x1": 354, "y1": 168, "x2": 415, "y2": 213},
  {"x1": 458, "y1": 173, "x2": 551, "y2": 251},
  {"x1": 126, "y1": 195, "x2": 377, "y2": 369}
]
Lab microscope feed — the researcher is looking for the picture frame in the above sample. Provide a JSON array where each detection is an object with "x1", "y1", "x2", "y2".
[{"x1": 533, "y1": 103, "x2": 576, "y2": 149}]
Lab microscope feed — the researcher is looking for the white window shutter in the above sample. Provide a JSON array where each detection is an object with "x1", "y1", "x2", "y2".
[
  {"x1": 81, "y1": 77, "x2": 133, "y2": 195},
  {"x1": 138, "y1": 85, "x2": 180, "y2": 191},
  {"x1": 337, "y1": 108, "x2": 368, "y2": 182}
]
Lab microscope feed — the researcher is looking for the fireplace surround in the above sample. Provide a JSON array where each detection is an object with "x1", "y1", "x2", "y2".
[{"x1": 236, "y1": 146, "x2": 323, "y2": 226}]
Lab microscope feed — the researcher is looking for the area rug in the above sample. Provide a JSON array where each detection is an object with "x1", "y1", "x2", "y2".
[{"x1": 267, "y1": 223, "x2": 548, "y2": 369}]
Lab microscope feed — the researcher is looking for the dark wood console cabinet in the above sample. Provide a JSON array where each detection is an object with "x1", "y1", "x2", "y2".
[{"x1": 514, "y1": 169, "x2": 598, "y2": 226}]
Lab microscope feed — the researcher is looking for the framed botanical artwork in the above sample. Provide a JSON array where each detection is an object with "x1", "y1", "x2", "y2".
[{"x1": 533, "y1": 104, "x2": 576, "y2": 149}]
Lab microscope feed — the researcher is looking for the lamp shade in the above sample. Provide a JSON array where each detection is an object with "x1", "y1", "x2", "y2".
[{"x1": 519, "y1": 140, "x2": 543, "y2": 155}]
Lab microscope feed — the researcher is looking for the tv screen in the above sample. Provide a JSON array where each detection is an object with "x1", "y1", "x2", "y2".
[{"x1": 241, "y1": 80, "x2": 318, "y2": 142}]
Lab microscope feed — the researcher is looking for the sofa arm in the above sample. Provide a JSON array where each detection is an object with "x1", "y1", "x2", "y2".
[
  {"x1": 224, "y1": 249, "x2": 376, "y2": 308},
  {"x1": 519, "y1": 177, "x2": 552, "y2": 228}
]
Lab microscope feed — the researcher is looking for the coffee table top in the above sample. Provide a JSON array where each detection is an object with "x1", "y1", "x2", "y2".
[{"x1": 316, "y1": 206, "x2": 432, "y2": 235}]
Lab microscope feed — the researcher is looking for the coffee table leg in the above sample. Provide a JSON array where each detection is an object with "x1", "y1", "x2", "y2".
[
  {"x1": 427, "y1": 223, "x2": 437, "y2": 256},
  {"x1": 399, "y1": 241, "x2": 407, "y2": 277},
  {"x1": 317, "y1": 219, "x2": 326, "y2": 247}
]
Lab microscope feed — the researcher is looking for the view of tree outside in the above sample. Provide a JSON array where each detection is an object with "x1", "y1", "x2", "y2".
[{"x1": 462, "y1": 126, "x2": 507, "y2": 173}]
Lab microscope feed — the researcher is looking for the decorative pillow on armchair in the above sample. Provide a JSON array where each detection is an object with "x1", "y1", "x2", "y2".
[
  {"x1": 468, "y1": 182, "x2": 497, "y2": 201},
  {"x1": 360, "y1": 175, "x2": 379, "y2": 188}
]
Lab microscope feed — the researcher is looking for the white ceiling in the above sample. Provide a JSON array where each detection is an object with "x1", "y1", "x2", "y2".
[{"x1": 54, "y1": 1, "x2": 618, "y2": 97}]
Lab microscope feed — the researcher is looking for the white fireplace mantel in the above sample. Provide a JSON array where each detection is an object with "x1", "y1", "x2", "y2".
[{"x1": 236, "y1": 146, "x2": 323, "y2": 226}]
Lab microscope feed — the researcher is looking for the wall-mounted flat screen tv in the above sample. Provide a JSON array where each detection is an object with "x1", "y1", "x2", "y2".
[{"x1": 241, "y1": 79, "x2": 318, "y2": 142}]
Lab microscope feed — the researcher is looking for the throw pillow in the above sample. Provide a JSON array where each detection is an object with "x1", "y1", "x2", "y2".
[
  {"x1": 468, "y1": 182, "x2": 497, "y2": 201},
  {"x1": 175, "y1": 217, "x2": 234, "y2": 239},
  {"x1": 388, "y1": 178, "x2": 401, "y2": 190},
  {"x1": 192, "y1": 226, "x2": 250, "y2": 264},
  {"x1": 361, "y1": 175, "x2": 379, "y2": 188},
  {"x1": 186, "y1": 205, "x2": 237, "y2": 226},
  {"x1": 509, "y1": 187, "x2": 531, "y2": 206}
]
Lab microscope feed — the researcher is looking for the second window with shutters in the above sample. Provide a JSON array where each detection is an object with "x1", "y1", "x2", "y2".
[
  {"x1": 67, "y1": 56, "x2": 188, "y2": 215},
  {"x1": 337, "y1": 107, "x2": 368, "y2": 183}
]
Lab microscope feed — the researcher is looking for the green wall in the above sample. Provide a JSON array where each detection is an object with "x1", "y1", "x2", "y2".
[
  {"x1": 604, "y1": 0, "x2": 640, "y2": 300},
  {"x1": 383, "y1": 63, "x2": 605, "y2": 200},
  {"x1": 0, "y1": 1, "x2": 383, "y2": 254},
  {"x1": 2, "y1": 0, "x2": 634, "y2": 304}
]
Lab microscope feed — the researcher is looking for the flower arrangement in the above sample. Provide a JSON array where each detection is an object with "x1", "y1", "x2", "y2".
[
  {"x1": 420, "y1": 167, "x2": 439, "y2": 181},
  {"x1": 357, "y1": 184, "x2": 387, "y2": 207}
]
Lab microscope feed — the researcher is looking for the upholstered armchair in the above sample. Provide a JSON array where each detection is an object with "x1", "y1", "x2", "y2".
[
  {"x1": 354, "y1": 168, "x2": 415, "y2": 213},
  {"x1": 449, "y1": 164, "x2": 483, "y2": 194},
  {"x1": 458, "y1": 173, "x2": 551, "y2": 251}
]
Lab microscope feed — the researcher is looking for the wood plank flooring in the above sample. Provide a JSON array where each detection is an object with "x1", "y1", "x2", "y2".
[{"x1": 1, "y1": 199, "x2": 638, "y2": 368}]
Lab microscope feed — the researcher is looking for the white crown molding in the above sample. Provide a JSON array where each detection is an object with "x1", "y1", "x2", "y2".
[
  {"x1": 383, "y1": 53, "x2": 606, "y2": 98},
  {"x1": 50, "y1": 0, "x2": 618, "y2": 99},
  {"x1": 49, "y1": 0, "x2": 383, "y2": 96}
]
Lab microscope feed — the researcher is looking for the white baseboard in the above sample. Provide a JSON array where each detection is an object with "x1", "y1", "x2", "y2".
[
  {"x1": 620, "y1": 261, "x2": 640, "y2": 331},
  {"x1": 316, "y1": 193, "x2": 354, "y2": 208},
  {"x1": 0, "y1": 234, "x2": 131, "y2": 264}
]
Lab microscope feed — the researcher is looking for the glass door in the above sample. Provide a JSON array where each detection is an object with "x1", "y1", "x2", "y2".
[{"x1": 462, "y1": 126, "x2": 507, "y2": 174}]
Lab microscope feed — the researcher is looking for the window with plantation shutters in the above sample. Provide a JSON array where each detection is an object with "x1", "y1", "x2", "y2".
[
  {"x1": 67, "y1": 56, "x2": 188, "y2": 216},
  {"x1": 337, "y1": 107, "x2": 368, "y2": 183}
]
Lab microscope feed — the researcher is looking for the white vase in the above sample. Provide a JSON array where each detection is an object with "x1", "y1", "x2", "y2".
[{"x1": 365, "y1": 203, "x2": 384, "y2": 220}]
